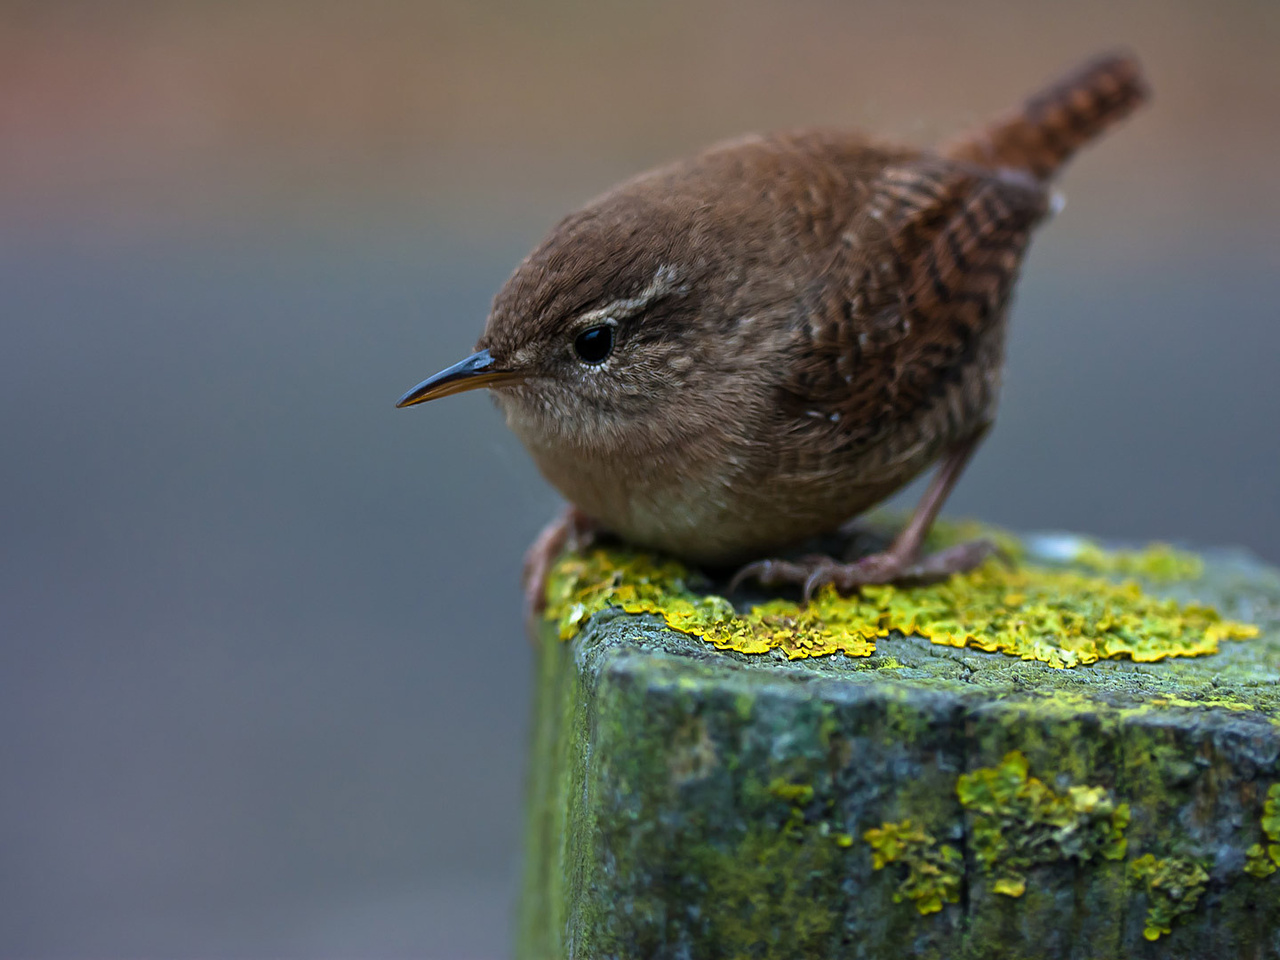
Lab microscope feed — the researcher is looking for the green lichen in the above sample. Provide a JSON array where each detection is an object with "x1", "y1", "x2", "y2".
[
  {"x1": 1070, "y1": 540, "x2": 1205, "y2": 582},
  {"x1": 1128, "y1": 854, "x2": 1210, "y2": 941},
  {"x1": 956, "y1": 751, "x2": 1129, "y2": 898},
  {"x1": 1245, "y1": 844, "x2": 1276, "y2": 879},
  {"x1": 769, "y1": 778, "x2": 815, "y2": 806},
  {"x1": 543, "y1": 523, "x2": 1257, "y2": 668},
  {"x1": 863, "y1": 819, "x2": 963, "y2": 914},
  {"x1": 1147, "y1": 694, "x2": 1256, "y2": 713},
  {"x1": 919, "y1": 516, "x2": 1027, "y2": 562},
  {"x1": 1264, "y1": 783, "x2": 1280, "y2": 841},
  {"x1": 1245, "y1": 783, "x2": 1280, "y2": 879},
  {"x1": 766, "y1": 778, "x2": 853, "y2": 850}
]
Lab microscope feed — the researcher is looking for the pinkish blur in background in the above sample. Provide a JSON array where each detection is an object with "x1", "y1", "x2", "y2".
[{"x1": 1, "y1": 2, "x2": 1277, "y2": 957}]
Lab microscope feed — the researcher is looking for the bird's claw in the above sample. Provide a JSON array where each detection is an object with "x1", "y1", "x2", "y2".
[
  {"x1": 522, "y1": 506, "x2": 596, "y2": 627},
  {"x1": 731, "y1": 539, "x2": 997, "y2": 603},
  {"x1": 727, "y1": 554, "x2": 833, "y2": 594}
]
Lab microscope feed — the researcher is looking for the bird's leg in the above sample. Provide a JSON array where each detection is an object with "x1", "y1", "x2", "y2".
[
  {"x1": 523, "y1": 504, "x2": 598, "y2": 621},
  {"x1": 731, "y1": 426, "x2": 994, "y2": 601}
]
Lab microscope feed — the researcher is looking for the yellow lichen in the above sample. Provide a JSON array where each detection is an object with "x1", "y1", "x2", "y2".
[
  {"x1": 956, "y1": 751, "x2": 1129, "y2": 898},
  {"x1": 1128, "y1": 854, "x2": 1210, "y2": 941},
  {"x1": 863, "y1": 819, "x2": 963, "y2": 915},
  {"x1": 1245, "y1": 783, "x2": 1280, "y2": 879},
  {"x1": 543, "y1": 525, "x2": 1257, "y2": 668}
]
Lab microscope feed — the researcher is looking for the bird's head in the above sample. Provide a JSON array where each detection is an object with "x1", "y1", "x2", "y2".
[{"x1": 397, "y1": 194, "x2": 756, "y2": 458}]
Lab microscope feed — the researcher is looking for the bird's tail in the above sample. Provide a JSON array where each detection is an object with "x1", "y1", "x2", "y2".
[{"x1": 942, "y1": 52, "x2": 1149, "y2": 181}]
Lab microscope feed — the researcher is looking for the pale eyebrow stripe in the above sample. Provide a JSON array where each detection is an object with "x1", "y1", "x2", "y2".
[{"x1": 573, "y1": 265, "x2": 682, "y2": 326}]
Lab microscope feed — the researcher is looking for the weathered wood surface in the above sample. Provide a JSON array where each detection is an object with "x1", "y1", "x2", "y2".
[{"x1": 518, "y1": 541, "x2": 1280, "y2": 960}]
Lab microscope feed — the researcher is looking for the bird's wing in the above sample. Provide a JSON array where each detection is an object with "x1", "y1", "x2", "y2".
[{"x1": 783, "y1": 155, "x2": 1050, "y2": 445}]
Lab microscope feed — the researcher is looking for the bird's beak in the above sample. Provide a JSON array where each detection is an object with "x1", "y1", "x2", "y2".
[{"x1": 395, "y1": 349, "x2": 519, "y2": 408}]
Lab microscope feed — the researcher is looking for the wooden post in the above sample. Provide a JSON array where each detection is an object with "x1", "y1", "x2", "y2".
[{"x1": 518, "y1": 535, "x2": 1280, "y2": 960}]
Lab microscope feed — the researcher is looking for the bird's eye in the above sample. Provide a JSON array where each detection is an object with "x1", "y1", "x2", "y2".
[{"x1": 573, "y1": 325, "x2": 614, "y2": 365}]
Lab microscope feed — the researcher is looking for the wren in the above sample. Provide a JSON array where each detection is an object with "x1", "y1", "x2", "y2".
[{"x1": 398, "y1": 52, "x2": 1149, "y2": 612}]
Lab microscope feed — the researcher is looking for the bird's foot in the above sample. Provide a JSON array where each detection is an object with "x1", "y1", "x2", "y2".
[
  {"x1": 730, "y1": 539, "x2": 996, "y2": 603},
  {"x1": 522, "y1": 505, "x2": 597, "y2": 624}
]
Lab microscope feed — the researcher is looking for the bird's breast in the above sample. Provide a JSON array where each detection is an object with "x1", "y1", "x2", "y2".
[
  {"x1": 527, "y1": 439, "x2": 747, "y2": 561},
  {"x1": 522, "y1": 431, "x2": 924, "y2": 565}
]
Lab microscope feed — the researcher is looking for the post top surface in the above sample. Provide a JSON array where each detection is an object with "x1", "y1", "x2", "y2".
[{"x1": 547, "y1": 526, "x2": 1280, "y2": 721}]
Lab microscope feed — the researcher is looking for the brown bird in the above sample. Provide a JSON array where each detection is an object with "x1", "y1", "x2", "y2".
[{"x1": 397, "y1": 52, "x2": 1149, "y2": 614}]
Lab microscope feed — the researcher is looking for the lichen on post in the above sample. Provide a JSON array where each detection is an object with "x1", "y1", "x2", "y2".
[{"x1": 518, "y1": 524, "x2": 1280, "y2": 960}]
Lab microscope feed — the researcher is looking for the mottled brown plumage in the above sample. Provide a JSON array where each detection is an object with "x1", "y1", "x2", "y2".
[{"x1": 397, "y1": 52, "x2": 1149, "y2": 610}]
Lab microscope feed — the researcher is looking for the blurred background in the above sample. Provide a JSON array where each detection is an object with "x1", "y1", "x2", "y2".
[{"x1": 1, "y1": 1, "x2": 1276, "y2": 957}]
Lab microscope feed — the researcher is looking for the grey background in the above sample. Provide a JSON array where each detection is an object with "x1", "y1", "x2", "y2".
[{"x1": 1, "y1": 1, "x2": 1277, "y2": 957}]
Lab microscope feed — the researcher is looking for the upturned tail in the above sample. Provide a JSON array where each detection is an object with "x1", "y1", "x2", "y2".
[{"x1": 943, "y1": 52, "x2": 1149, "y2": 181}]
